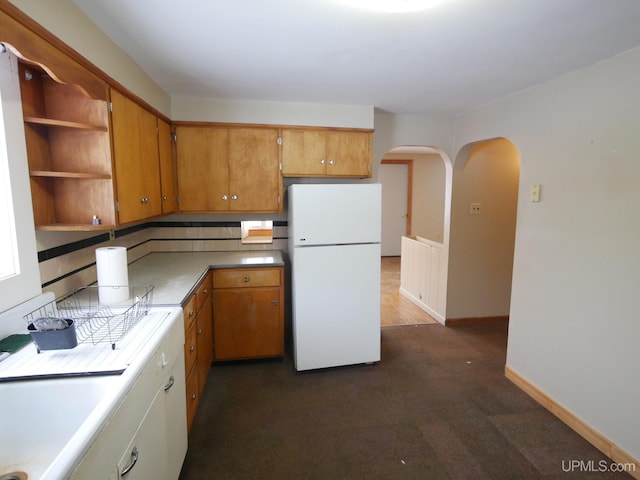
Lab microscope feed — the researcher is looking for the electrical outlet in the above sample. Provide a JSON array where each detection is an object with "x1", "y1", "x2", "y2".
[{"x1": 469, "y1": 203, "x2": 482, "y2": 215}]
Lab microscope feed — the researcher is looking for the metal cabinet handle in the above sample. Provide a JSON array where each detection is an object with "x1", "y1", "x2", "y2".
[
  {"x1": 164, "y1": 375, "x2": 175, "y2": 391},
  {"x1": 320, "y1": 159, "x2": 325, "y2": 164},
  {"x1": 121, "y1": 446, "x2": 139, "y2": 476},
  {"x1": 221, "y1": 195, "x2": 228, "y2": 200},
  {"x1": 197, "y1": 329, "x2": 202, "y2": 335},
  {"x1": 191, "y1": 393, "x2": 197, "y2": 400},
  {"x1": 162, "y1": 195, "x2": 168, "y2": 200},
  {"x1": 272, "y1": 301, "x2": 278, "y2": 306},
  {"x1": 189, "y1": 310, "x2": 194, "y2": 318},
  {"x1": 328, "y1": 159, "x2": 334, "y2": 165},
  {"x1": 231, "y1": 194, "x2": 238, "y2": 200},
  {"x1": 190, "y1": 345, "x2": 195, "y2": 353},
  {"x1": 243, "y1": 276, "x2": 250, "y2": 282}
]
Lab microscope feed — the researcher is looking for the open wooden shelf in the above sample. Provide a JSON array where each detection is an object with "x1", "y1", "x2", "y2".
[
  {"x1": 24, "y1": 116, "x2": 108, "y2": 131},
  {"x1": 30, "y1": 170, "x2": 111, "y2": 179},
  {"x1": 19, "y1": 59, "x2": 117, "y2": 230}
]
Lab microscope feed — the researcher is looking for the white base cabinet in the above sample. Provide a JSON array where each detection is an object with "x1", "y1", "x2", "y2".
[{"x1": 70, "y1": 318, "x2": 187, "y2": 479}]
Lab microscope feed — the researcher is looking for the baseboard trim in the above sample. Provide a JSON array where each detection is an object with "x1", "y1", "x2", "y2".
[
  {"x1": 398, "y1": 287, "x2": 445, "y2": 324},
  {"x1": 505, "y1": 365, "x2": 639, "y2": 479},
  {"x1": 446, "y1": 315, "x2": 509, "y2": 326}
]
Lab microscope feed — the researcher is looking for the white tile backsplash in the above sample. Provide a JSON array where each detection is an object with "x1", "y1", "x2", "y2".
[{"x1": 39, "y1": 224, "x2": 288, "y2": 298}]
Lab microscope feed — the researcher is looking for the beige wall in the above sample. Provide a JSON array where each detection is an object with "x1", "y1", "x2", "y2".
[
  {"x1": 454, "y1": 45, "x2": 640, "y2": 460},
  {"x1": 446, "y1": 138, "x2": 519, "y2": 319},
  {"x1": 412, "y1": 153, "x2": 446, "y2": 243},
  {"x1": 382, "y1": 152, "x2": 446, "y2": 243},
  {"x1": 8, "y1": 0, "x2": 170, "y2": 115}
]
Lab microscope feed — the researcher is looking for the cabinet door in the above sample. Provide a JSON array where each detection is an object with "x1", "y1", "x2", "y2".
[
  {"x1": 281, "y1": 129, "x2": 326, "y2": 176},
  {"x1": 163, "y1": 351, "x2": 187, "y2": 480},
  {"x1": 196, "y1": 297, "x2": 213, "y2": 393},
  {"x1": 213, "y1": 287, "x2": 283, "y2": 360},
  {"x1": 326, "y1": 130, "x2": 371, "y2": 177},
  {"x1": 176, "y1": 125, "x2": 229, "y2": 211},
  {"x1": 111, "y1": 89, "x2": 162, "y2": 223},
  {"x1": 228, "y1": 127, "x2": 281, "y2": 211},
  {"x1": 158, "y1": 118, "x2": 176, "y2": 214},
  {"x1": 117, "y1": 389, "x2": 166, "y2": 480}
]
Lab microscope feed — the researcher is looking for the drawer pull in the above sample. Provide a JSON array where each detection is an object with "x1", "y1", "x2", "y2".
[
  {"x1": 191, "y1": 393, "x2": 197, "y2": 400},
  {"x1": 272, "y1": 301, "x2": 278, "y2": 306},
  {"x1": 243, "y1": 276, "x2": 250, "y2": 282},
  {"x1": 121, "y1": 446, "x2": 139, "y2": 476},
  {"x1": 197, "y1": 329, "x2": 202, "y2": 335},
  {"x1": 164, "y1": 375, "x2": 175, "y2": 391},
  {"x1": 190, "y1": 345, "x2": 195, "y2": 353},
  {"x1": 189, "y1": 310, "x2": 194, "y2": 318}
]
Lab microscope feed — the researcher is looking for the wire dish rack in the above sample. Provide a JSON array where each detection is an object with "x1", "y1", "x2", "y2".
[{"x1": 23, "y1": 285, "x2": 153, "y2": 350}]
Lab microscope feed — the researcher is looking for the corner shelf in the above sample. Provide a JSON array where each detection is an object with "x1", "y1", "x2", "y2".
[
  {"x1": 23, "y1": 116, "x2": 108, "y2": 132},
  {"x1": 30, "y1": 170, "x2": 111, "y2": 179},
  {"x1": 19, "y1": 59, "x2": 117, "y2": 231}
]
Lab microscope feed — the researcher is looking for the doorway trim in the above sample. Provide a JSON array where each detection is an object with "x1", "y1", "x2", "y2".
[{"x1": 380, "y1": 158, "x2": 413, "y2": 236}]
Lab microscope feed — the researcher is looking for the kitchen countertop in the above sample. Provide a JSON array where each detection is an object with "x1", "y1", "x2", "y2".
[{"x1": 127, "y1": 250, "x2": 286, "y2": 305}]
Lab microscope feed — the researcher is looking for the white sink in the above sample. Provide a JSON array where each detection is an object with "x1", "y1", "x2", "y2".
[{"x1": 0, "y1": 375, "x2": 119, "y2": 479}]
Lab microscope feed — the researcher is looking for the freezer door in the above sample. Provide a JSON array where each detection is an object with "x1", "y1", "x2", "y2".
[
  {"x1": 291, "y1": 243, "x2": 381, "y2": 371},
  {"x1": 288, "y1": 184, "x2": 381, "y2": 246}
]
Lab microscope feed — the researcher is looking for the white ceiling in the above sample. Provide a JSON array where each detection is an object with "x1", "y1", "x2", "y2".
[{"x1": 72, "y1": 0, "x2": 640, "y2": 116}]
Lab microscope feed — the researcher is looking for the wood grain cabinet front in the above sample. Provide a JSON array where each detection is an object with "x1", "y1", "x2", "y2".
[
  {"x1": 181, "y1": 271, "x2": 213, "y2": 433},
  {"x1": 175, "y1": 124, "x2": 282, "y2": 213},
  {"x1": 212, "y1": 267, "x2": 284, "y2": 361},
  {"x1": 281, "y1": 128, "x2": 372, "y2": 178},
  {"x1": 110, "y1": 89, "x2": 163, "y2": 225}
]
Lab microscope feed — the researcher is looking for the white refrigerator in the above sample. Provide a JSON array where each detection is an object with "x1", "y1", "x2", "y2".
[{"x1": 288, "y1": 183, "x2": 381, "y2": 371}]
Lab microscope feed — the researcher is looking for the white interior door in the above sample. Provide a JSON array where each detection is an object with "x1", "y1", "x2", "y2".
[{"x1": 379, "y1": 163, "x2": 408, "y2": 256}]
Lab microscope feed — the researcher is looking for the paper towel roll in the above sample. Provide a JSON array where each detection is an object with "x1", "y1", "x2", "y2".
[{"x1": 96, "y1": 246, "x2": 129, "y2": 305}]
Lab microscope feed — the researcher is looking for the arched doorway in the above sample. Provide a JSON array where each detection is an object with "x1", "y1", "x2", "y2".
[
  {"x1": 446, "y1": 137, "x2": 521, "y2": 323},
  {"x1": 377, "y1": 145, "x2": 453, "y2": 325}
]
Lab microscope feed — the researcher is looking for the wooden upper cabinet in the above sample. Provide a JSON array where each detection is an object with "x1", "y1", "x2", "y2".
[
  {"x1": 16, "y1": 56, "x2": 116, "y2": 231},
  {"x1": 175, "y1": 124, "x2": 282, "y2": 213},
  {"x1": 280, "y1": 129, "x2": 326, "y2": 176},
  {"x1": 228, "y1": 127, "x2": 281, "y2": 212},
  {"x1": 281, "y1": 128, "x2": 372, "y2": 178},
  {"x1": 176, "y1": 125, "x2": 229, "y2": 212},
  {"x1": 110, "y1": 89, "x2": 162, "y2": 224},
  {"x1": 158, "y1": 119, "x2": 176, "y2": 214}
]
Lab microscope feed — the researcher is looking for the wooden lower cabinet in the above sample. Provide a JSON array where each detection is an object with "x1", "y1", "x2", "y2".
[
  {"x1": 182, "y1": 271, "x2": 212, "y2": 433},
  {"x1": 212, "y1": 267, "x2": 284, "y2": 361}
]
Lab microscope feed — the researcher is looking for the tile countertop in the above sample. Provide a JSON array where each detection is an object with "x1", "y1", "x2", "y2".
[{"x1": 127, "y1": 251, "x2": 286, "y2": 306}]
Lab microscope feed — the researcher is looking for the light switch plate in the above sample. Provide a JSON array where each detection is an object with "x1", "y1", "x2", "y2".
[{"x1": 530, "y1": 184, "x2": 541, "y2": 202}]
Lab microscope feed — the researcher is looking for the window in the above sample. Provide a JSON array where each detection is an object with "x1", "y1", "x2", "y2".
[
  {"x1": 0, "y1": 46, "x2": 41, "y2": 313},
  {"x1": 0, "y1": 71, "x2": 18, "y2": 281},
  {"x1": 241, "y1": 220, "x2": 273, "y2": 244}
]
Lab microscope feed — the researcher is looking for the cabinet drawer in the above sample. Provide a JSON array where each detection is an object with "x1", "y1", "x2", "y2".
[
  {"x1": 183, "y1": 293, "x2": 197, "y2": 332},
  {"x1": 184, "y1": 321, "x2": 198, "y2": 377},
  {"x1": 185, "y1": 368, "x2": 199, "y2": 432},
  {"x1": 195, "y1": 272, "x2": 212, "y2": 312},
  {"x1": 213, "y1": 267, "x2": 281, "y2": 289}
]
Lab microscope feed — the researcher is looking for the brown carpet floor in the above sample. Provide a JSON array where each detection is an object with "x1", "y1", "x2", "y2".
[{"x1": 179, "y1": 320, "x2": 631, "y2": 479}]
